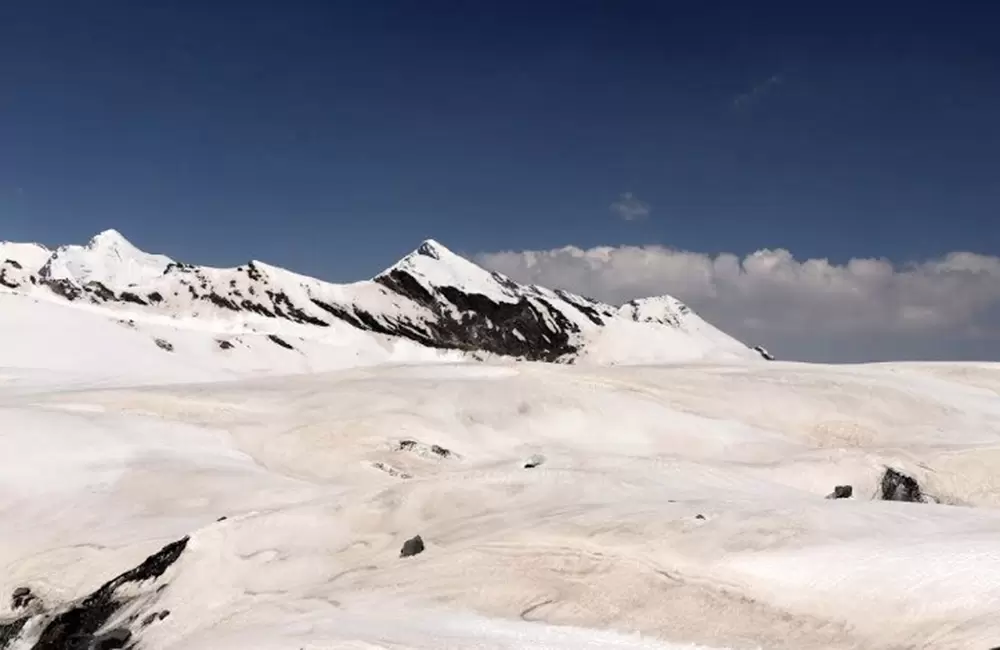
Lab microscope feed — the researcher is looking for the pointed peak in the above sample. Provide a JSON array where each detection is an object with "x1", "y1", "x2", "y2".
[
  {"x1": 88, "y1": 229, "x2": 135, "y2": 249},
  {"x1": 415, "y1": 239, "x2": 455, "y2": 260}
]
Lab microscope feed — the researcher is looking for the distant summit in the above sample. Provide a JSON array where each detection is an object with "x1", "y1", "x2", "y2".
[{"x1": 0, "y1": 230, "x2": 766, "y2": 364}]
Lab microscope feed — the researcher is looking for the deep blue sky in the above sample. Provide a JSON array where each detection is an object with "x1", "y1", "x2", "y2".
[{"x1": 2, "y1": 1, "x2": 998, "y2": 280}]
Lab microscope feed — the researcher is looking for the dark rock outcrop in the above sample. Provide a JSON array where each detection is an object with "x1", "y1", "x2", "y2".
[
  {"x1": 400, "y1": 535, "x2": 425, "y2": 558},
  {"x1": 0, "y1": 618, "x2": 28, "y2": 647},
  {"x1": 42, "y1": 279, "x2": 82, "y2": 301},
  {"x1": 119, "y1": 291, "x2": 147, "y2": 306},
  {"x1": 11, "y1": 587, "x2": 37, "y2": 611},
  {"x1": 826, "y1": 485, "x2": 853, "y2": 499},
  {"x1": 0, "y1": 536, "x2": 188, "y2": 650},
  {"x1": 267, "y1": 334, "x2": 294, "y2": 350},
  {"x1": 374, "y1": 270, "x2": 579, "y2": 362},
  {"x1": 430, "y1": 445, "x2": 451, "y2": 458},
  {"x1": 880, "y1": 468, "x2": 923, "y2": 503}
]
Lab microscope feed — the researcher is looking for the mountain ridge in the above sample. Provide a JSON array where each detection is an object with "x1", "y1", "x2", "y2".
[{"x1": 0, "y1": 229, "x2": 765, "y2": 364}]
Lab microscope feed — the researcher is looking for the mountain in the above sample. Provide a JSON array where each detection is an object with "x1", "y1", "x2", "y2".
[{"x1": 0, "y1": 229, "x2": 764, "y2": 369}]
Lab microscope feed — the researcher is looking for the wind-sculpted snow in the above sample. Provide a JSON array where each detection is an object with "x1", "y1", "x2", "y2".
[
  {"x1": 0, "y1": 231, "x2": 764, "y2": 364},
  {"x1": 3, "y1": 358, "x2": 1000, "y2": 649}
]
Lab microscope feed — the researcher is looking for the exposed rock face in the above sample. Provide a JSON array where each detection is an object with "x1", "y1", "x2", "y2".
[
  {"x1": 880, "y1": 468, "x2": 924, "y2": 503},
  {"x1": 0, "y1": 536, "x2": 188, "y2": 650}
]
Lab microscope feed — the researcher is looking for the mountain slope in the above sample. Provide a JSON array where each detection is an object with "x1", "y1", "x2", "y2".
[{"x1": 0, "y1": 230, "x2": 763, "y2": 367}]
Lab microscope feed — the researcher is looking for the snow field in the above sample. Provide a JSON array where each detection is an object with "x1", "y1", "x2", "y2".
[{"x1": 3, "y1": 359, "x2": 1000, "y2": 648}]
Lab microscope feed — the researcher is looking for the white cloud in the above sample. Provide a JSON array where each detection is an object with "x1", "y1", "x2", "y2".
[
  {"x1": 475, "y1": 245, "x2": 1000, "y2": 362},
  {"x1": 733, "y1": 74, "x2": 783, "y2": 109},
  {"x1": 609, "y1": 192, "x2": 651, "y2": 221}
]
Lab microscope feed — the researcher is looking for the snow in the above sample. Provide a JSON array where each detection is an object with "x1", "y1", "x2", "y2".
[
  {"x1": 0, "y1": 230, "x2": 761, "y2": 365},
  {"x1": 0, "y1": 292, "x2": 465, "y2": 387},
  {"x1": 3, "y1": 301, "x2": 1000, "y2": 649},
  {"x1": 0, "y1": 241, "x2": 51, "y2": 270},
  {"x1": 39, "y1": 228, "x2": 174, "y2": 290},
  {"x1": 3, "y1": 230, "x2": 1000, "y2": 649},
  {"x1": 382, "y1": 239, "x2": 522, "y2": 305}
]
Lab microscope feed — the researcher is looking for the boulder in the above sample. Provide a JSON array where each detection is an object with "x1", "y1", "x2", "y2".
[
  {"x1": 11, "y1": 587, "x2": 36, "y2": 611},
  {"x1": 400, "y1": 535, "x2": 425, "y2": 558},
  {"x1": 826, "y1": 485, "x2": 853, "y2": 499}
]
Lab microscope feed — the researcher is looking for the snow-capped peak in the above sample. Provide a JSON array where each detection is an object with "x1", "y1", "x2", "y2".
[
  {"x1": 88, "y1": 228, "x2": 138, "y2": 252},
  {"x1": 39, "y1": 229, "x2": 175, "y2": 291},
  {"x1": 2, "y1": 229, "x2": 763, "y2": 364},
  {"x1": 380, "y1": 239, "x2": 522, "y2": 304}
]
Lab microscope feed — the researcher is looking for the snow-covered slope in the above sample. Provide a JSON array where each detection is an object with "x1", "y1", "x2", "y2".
[
  {"x1": 9, "y1": 230, "x2": 999, "y2": 649},
  {"x1": 2, "y1": 356, "x2": 1000, "y2": 649},
  {"x1": 38, "y1": 229, "x2": 173, "y2": 291},
  {"x1": 0, "y1": 230, "x2": 762, "y2": 367}
]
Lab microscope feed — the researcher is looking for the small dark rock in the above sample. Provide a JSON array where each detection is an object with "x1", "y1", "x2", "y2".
[
  {"x1": 93, "y1": 627, "x2": 131, "y2": 649},
  {"x1": 154, "y1": 338, "x2": 174, "y2": 352},
  {"x1": 216, "y1": 516, "x2": 228, "y2": 522},
  {"x1": 880, "y1": 468, "x2": 923, "y2": 503},
  {"x1": 11, "y1": 586, "x2": 35, "y2": 610},
  {"x1": 695, "y1": 514, "x2": 706, "y2": 520},
  {"x1": 430, "y1": 444, "x2": 451, "y2": 458},
  {"x1": 141, "y1": 610, "x2": 171, "y2": 627},
  {"x1": 397, "y1": 439, "x2": 417, "y2": 451},
  {"x1": 400, "y1": 535, "x2": 425, "y2": 558},
  {"x1": 523, "y1": 454, "x2": 545, "y2": 469},
  {"x1": 827, "y1": 485, "x2": 853, "y2": 500},
  {"x1": 217, "y1": 339, "x2": 234, "y2": 350},
  {"x1": 267, "y1": 334, "x2": 294, "y2": 350}
]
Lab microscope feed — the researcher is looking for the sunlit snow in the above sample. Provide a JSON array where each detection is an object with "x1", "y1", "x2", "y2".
[{"x1": 2, "y1": 233, "x2": 999, "y2": 649}]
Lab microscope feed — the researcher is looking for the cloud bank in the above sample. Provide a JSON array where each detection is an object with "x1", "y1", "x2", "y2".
[{"x1": 475, "y1": 245, "x2": 1000, "y2": 363}]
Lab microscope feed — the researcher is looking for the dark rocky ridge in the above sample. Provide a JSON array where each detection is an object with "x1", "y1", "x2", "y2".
[{"x1": 0, "y1": 536, "x2": 188, "y2": 650}]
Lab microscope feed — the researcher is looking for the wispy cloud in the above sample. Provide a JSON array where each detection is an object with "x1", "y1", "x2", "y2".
[
  {"x1": 475, "y1": 244, "x2": 1000, "y2": 363},
  {"x1": 609, "y1": 192, "x2": 651, "y2": 221},
  {"x1": 733, "y1": 74, "x2": 783, "y2": 110}
]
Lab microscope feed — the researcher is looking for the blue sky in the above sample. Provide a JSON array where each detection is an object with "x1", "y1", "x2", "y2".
[{"x1": 2, "y1": 1, "x2": 999, "y2": 360}]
